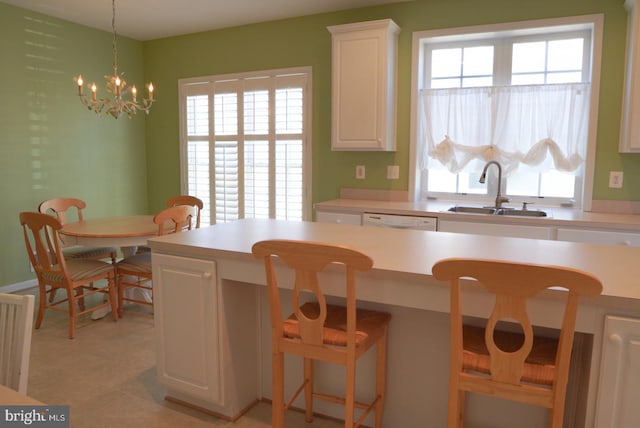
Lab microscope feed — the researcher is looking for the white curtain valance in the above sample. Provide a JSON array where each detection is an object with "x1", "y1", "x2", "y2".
[{"x1": 419, "y1": 83, "x2": 591, "y2": 175}]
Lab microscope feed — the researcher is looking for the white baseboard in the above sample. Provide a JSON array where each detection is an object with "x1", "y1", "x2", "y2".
[{"x1": 1, "y1": 279, "x2": 38, "y2": 294}]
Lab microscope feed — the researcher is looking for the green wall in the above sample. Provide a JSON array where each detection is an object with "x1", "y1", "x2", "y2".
[
  {"x1": 143, "y1": 0, "x2": 640, "y2": 213},
  {"x1": 1, "y1": 0, "x2": 638, "y2": 288},
  {"x1": 0, "y1": 3, "x2": 147, "y2": 287}
]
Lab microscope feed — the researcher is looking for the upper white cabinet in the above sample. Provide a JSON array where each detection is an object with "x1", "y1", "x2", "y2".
[
  {"x1": 620, "y1": 0, "x2": 640, "y2": 152},
  {"x1": 328, "y1": 19, "x2": 400, "y2": 151}
]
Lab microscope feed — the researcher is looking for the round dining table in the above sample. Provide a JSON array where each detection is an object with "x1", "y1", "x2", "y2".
[
  {"x1": 60, "y1": 215, "x2": 159, "y2": 319},
  {"x1": 60, "y1": 215, "x2": 158, "y2": 248}
]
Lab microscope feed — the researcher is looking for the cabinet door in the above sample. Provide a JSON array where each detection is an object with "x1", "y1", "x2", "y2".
[
  {"x1": 438, "y1": 219, "x2": 554, "y2": 239},
  {"x1": 152, "y1": 253, "x2": 222, "y2": 404},
  {"x1": 328, "y1": 19, "x2": 399, "y2": 151},
  {"x1": 316, "y1": 211, "x2": 362, "y2": 225},
  {"x1": 595, "y1": 315, "x2": 640, "y2": 427},
  {"x1": 557, "y1": 228, "x2": 640, "y2": 246}
]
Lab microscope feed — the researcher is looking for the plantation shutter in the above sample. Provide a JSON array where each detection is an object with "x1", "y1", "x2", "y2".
[{"x1": 181, "y1": 69, "x2": 310, "y2": 225}]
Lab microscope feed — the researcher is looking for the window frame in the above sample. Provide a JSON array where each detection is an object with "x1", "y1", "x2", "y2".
[
  {"x1": 409, "y1": 15, "x2": 604, "y2": 210},
  {"x1": 178, "y1": 66, "x2": 313, "y2": 224}
]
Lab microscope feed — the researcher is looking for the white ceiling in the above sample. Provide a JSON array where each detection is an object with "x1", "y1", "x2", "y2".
[{"x1": 2, "y1": 0, "x2": 409, "y2": 41}]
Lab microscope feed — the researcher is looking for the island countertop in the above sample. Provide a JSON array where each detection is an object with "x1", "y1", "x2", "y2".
[{"x1": 149, "y1": 218, "x2": 640, "y2": 304}]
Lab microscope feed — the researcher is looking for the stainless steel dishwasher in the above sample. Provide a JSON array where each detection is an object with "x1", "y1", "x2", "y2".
[{"x1": 362, "y1": 212, "x2": 438, "y2": 231}]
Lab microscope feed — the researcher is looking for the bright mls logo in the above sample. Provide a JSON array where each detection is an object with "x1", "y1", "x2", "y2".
[{"x1": 0, "y1": 406, "x2": 69, "y2": 427}]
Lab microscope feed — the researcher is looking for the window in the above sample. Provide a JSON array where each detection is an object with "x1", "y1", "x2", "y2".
[
  {"x1": 179, "y1": 68, "x2": 312, "y2": 225},
  {"x1": 410, "y1": 16, "x2": 603, "y2": 209}
]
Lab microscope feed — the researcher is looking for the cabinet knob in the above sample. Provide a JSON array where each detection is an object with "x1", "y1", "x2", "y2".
[
  {"x1": 203, "y1": 272, "x2": 213, "y2": 279},
  {"x1": 608, "y1": 333, "x2": 623, "y2": 345}
]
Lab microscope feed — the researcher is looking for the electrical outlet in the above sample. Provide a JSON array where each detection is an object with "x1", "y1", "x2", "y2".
[
  {"x1": 356, "y1": 165, "x2": 365, "y2": 179},
  {"x1": 609, "y1": 171, "x2": 623, "y2": 188},
  {"x1": 387, "y1": 165, "x2": 399, "y2": 180}
]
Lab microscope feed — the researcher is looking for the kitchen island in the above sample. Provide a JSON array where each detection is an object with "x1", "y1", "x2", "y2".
[{"x1": 148, "y1": 219, "x2": 640, "y2": 427}]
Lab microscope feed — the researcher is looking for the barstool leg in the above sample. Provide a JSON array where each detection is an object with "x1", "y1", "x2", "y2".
[
  {"x1": 345, "y1": 359, "x2": 356, "y2": 427},
  {"x1": 272, "y1": 351, "x2": 285, "y2": 428},
  {"x1": 375, "y1": 327, "x2": 389, "y2": 428},
  {"x1": 304, "y1": 357, "x2": 314, "y2": 422}
]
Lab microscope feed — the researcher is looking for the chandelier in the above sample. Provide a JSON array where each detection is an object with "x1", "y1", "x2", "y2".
[{"x1": 75, "y1": 0, "x2": 154, "y2": 119}]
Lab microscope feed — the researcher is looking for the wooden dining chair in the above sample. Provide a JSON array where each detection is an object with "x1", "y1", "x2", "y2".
[
  {"x1": 116, "y1": 205, "x2": 196, "y2": 316},
  {"x1": 431, "y1": 258, "x2": 603, "y2": 428},
  {"x1": 166, "y1": 195, "x2": 204, "y2": 229},
  {"x1": 135, "y1": 195, "x2": 203, "y2": 255},
  {"x1": 39, "y1": 198, "x2": 118, "y2": 303},
  {"x1": 19, "y1": 212, "x2": 118, "y2": 339},
  {"x1": 38, "y1": 198, "x2": 118, "y2": 263},
  {"x1": 251, "y1": 239, "x2": 391, "y2": 428},
  {"x1": 0, "y1": 293, "x2": 35, "y2": 394}
]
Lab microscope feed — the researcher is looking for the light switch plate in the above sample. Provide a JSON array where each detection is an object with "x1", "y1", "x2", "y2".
[
  {"x1": 609, "y1": 171, "x2": 623, "y2": 188},
  {"x1": 356, "y1": 165, "x2": 365, "y2": 179},
  {"x1": 387, "y1": 165, "x2": 399, "y2": 180}
]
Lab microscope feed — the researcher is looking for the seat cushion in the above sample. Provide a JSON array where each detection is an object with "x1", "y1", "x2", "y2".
[
  {"x1": 43, "y1": 259, "x2": 114, "y2": 282},
  {"x1": 62, "y1": 245, "x2": 117, "y2": 260},
  {"x1": 462, "y1": 324, "x2": 558, "y2": 385},
  {"x1": 116, "y1": 253, "x2": 152, "y2": 274},
  {"x1": 283, "y1": 302, "x2": 391, "y2": 348}
]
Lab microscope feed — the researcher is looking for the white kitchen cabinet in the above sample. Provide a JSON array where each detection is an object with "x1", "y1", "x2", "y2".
[
  {"x1": 620, "y1": 0, "x2": 640, "y2": 152},
  {"x1": 438, "y1": 219, "x2": 554, "y2": 240},
  {"x1": 316, "y1": 210, "x2": 362, "y2": 225},
  {"x1": 595, "y1": 315, "x2": 640, "y2": 427},
  {"x1": 328, "y1": 19, "x2": 400, "y2": 151},
  {"x1": 152, "y1": 253, "x2": 222, "y2": 405},
  {"x1": 557, "y1": 228, "x2": 640, "y2": 246},
  {"x1": 152, "y1": 251, "x2": 260, "y2": 419}
]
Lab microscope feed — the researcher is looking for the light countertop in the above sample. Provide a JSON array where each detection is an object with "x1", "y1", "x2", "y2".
[
  {"x1": 149, "y1": 219, "x2": 640, "y2": 304},
  {"x1": 315, "y1": 198, "x2": 640, "y2": 232}
]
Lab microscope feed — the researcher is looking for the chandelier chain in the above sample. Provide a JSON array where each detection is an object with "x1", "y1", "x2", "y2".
[{"x1": 112, "y1": 0, "x2": 118, "y2": 76}]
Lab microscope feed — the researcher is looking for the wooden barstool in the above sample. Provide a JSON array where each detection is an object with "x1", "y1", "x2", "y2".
[
  {"x1": 252, "y1": 239, "x2": 391, "y2": 428},
  {"x1": 432, "y1": 258, "x2": 603, "y2": 428}
]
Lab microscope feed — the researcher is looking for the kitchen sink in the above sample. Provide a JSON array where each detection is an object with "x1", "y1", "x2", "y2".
[
  {"x1": 448, "y1": 205, "x2": 548, "y2": 217},
  {"x1": 497, "y1": 209, "x2": 548, "y2": 217},
  {"x1": 447, "y1": 206, "x2": 498, "y2": 215}
]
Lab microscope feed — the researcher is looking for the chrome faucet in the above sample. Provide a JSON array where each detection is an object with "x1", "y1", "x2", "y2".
[{"x1": 479, "y1": 160, "x2": 510, "y2": 210}]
